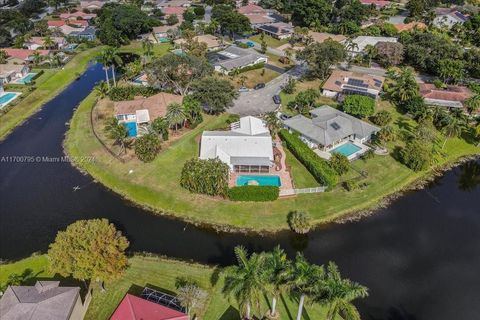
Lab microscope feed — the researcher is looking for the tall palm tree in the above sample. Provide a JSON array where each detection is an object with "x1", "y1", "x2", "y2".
[
  {"x1": 151, "y1": 117, "x2": 170, "y2": 141},
  {"x1": 142, "y1": 37, "x2": 154, "y2": 65},
  {"x1": 100, "y1": 47, "x2": 122, "y2": 87},
  {"x1": 441, "y1": 115, "x2": 465, "y2": 149},
  {"x1": 344, "y1": 39, "x2": 358, "y2": 68},
  {"x1": 166, "y1": 103, "x2": 187, "y2": 131},
  {"x1": 285, "y1": 253, "x2": 324, "y2": 320},
  {"x1": 265, "y1": 246, "x2": 290, "y2": 318},
  {"x1": 318, "y1": 262, "x2": 368, "y2": 320},
  {"x1": 43, "y1": 35, "x2": 55, "y2": 50},
  {"x1": 364, "y1": 44, "x2": 377, "y2": 67},
  {"x1": 264, "y1": 112, "x2": 281, "y2": 139},
  {"x1": 32, "y1": 50, "x2": 43, "y2": 66},
  {"x1": 390, "y1": 67, "x2": 419, "y2": 102},
  {"x1": 222, "y1": 246, "x2": 268, "y2": 320},
  {"x1": 104, "y1": 117, "x2": 129, "y2": 154},
  {"x1": 97, "y1": 51, "x2": 111, "y2": 88}
]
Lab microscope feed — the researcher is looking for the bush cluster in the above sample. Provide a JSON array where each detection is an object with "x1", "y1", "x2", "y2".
[
  {"x1": 287, "y1": 211, "x2": 311, "y2": 234},
  {"x1": 109, "y1": 86, "x2": 159, "y2": 101},
  {"x1": 134, "y1": 133, "x2": 161, "y2": 162},
  {"x1": 399, "y1": 140, "x2": 432, "y2": 172},
  {"x1": 342, "y1": 94, "x2": 375, "y2": 118},
  {"x1": 180, "y1": 158, "x2": 229, "y2": 196},
  {"x1": 227, "y1": 186, "x2": 279, "y2": 202},
  {"x1": 279, "y1": 129, "x2": 338, "y2": 189}
]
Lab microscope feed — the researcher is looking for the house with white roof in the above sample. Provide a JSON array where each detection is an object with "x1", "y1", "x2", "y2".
[
  {"x1": 200, "y1": 116, "x2": 274, "y2": 172},
  {"x1": 349, "y1": 36, "x2": 398, "y2": 56},
  {"x1": 208, "y1": 46, "x2": 267, "y2": 74},
  {"x1": 433, "y1": 9, "x2": 469, "y2": 29}
]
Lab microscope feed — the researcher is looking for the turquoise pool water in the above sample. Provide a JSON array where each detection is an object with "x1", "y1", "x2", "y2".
[
  {"x1": 331, "y1": 142, "x2": 361, "y2": 157},
  {"x1": 123, "y1": 122, "x2": 137, "y2": 137},
  {"x1": 0, "y1": 93, "x2": 18, "y2": 106},
  {"x1": 236, "y1": 175, "x2": 281, "y2": 187},
  {"x1": 16, "y1": 73, "x2": 37, "y2": 84}
]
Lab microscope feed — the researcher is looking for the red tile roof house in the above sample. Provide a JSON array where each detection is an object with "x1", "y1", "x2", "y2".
[
  {"x1": 238, "y1": 3, "x2": 267, "y2": 15},
  {"x1": 162, "y1": 6, "x2": 186, "y2": 19},
  {"x1": 419, "y1": 83, "x2": 473, "y2": 109},
  {"x1": 48, "y1": 19, "x2": 89, "y2": 28},
  {"x1": 359, "y1": 0, "x2": 392, "y2": 8},
  {"x1": 110, "y1": 294, "x2": 189, "y2": 320},
  {"x1": 60, "y1": 11, "x2": 97, "y2": 20},
  {"x1": 3, "y1": 48, "x2": 51, "y2": 63}
]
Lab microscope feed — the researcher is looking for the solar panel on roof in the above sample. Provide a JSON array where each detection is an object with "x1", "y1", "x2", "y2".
[
  {"x1": 343, "y1": 85, "x2": 368, "y2": 92},
  {"x1": 347, "y1": 78, "x2": 369, "y2": 88}
]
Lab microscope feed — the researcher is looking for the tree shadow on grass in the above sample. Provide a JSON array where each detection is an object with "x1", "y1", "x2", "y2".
[
  {"x1": 280, "y1": 293, "x2": 294, "y2": 320},
  {"x1": 219, "y1": 305, "x2": 241, "y2": 320}
]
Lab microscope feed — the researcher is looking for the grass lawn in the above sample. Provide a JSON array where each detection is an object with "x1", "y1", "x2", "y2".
[
  {"x1": 119, "y1": 41, "x2": 172, "y2": 57},
  {"x1": 225, "y1": 67, "x2": 280, "y2": 89},
  {"x1": 265, "y1": 52, "x2": 293, "y2": 69},
  {"x1": 249, "y1": 34, "x2": 289, "y2": 48},
  {"x1": 1, "y1": 255, "x2": 330, "y2": 320},
  {"x1": 284, "y1": 148, "x2": 320, "y2": 189},
  {"x1": 65, "y1": 92, "x2": 480, "y2": 232},
  {"x1": 0, "y1": 46, "x2": 105, "y2": 141}
]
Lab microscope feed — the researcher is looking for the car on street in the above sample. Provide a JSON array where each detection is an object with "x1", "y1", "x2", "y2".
[
  {"x1": 238, "y1": 87, "x2": 249, "y2": 92},
  {"x1": 246, "y1": 41, "x2": 255, "y2": 48},
  {"x1": 272, "y1": 95, "x2": 281, "y2": 104},
  {"x1": 254, "y1": 83, "x2": 265, "y2": 90}
]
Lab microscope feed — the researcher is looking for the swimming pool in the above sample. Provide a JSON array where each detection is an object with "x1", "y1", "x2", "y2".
[
  {"x1": 0, "y1": 92, "x2": 20, "y2": 108},
  {"x1": 123, "y1": 122, "x2": 137, "y2": 137},
  {"x1": 331, "y1": 142, "x2": 361, "y2": 157},
  {"x1": 236, "y1": 175, "x2": 281, "y2": 187},
  {"x1": 15, "y1": 73, "x2": 37, "y2": 84}
]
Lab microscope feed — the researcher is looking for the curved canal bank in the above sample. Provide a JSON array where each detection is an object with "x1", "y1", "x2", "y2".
[{"x1": 1, "y1": 64, "x2": 480, "y2": 320}]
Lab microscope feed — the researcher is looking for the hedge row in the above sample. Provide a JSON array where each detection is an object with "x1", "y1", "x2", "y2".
[
  {"x1": 108, "y1": 86, "x2": 160, "y2": 101},
  {"x1": 228, "y1": 186, "x2": 279, "y2": 202},
  {"x1": 229, "y1": 62, "x2": 265, "y2": 75},
  {"x1": 279, "y1": 129, "x2": 338, "y2": 189}
]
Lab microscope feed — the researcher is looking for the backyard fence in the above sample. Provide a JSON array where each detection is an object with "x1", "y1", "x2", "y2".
[{"x1": 294, "y1": 186, "x2": 326, "y2": 194}]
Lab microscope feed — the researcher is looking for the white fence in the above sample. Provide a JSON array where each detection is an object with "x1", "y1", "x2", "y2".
[{"x1": 294, "y1": 186, "x2": 326, "y2": 194}]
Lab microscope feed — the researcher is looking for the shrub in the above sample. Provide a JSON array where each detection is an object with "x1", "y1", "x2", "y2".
[
  {"x1": 342, "y1": 95, "x2": 375, "y2": 118},
  {"x1": 180, "y1": 158, "x2": 229, "y2": 196},
  {"x1": 193, "y1": 6, "x2": 205, "y2": 17},
  {"x1": 134, "y1": 133, "x2": 161, "y2": 162},
  {"x1": 236, "y1": 42, "x2": 249, "y2": 49},
  {"x1": 287, "y1": 211, "x2": 311, "y2": 234},
  {"x1": 109, "y1": 86, "x2": 159, "y2": 101},
  {"x1": 370, "y1": 110, "x2": 392, "y2": 126},
  {"x1": 361, "y1": 149, "x2": 375, "y2": 160},
  {"x1": 279, "y1": 129, "x2": 338, "y2": 189},
  {"x1": 229, "y1": 62, "x2": 265, "y2": 75},
  {"x1": 343, "y1": 180, "x2": 359, "y2": 191},
  {"x1": 282, "y1": 76, "x2": 296, "y2": 94},
  {"x1": 399, "y1": 140, "x2": 432, "y2": 171},
  {"x1": 375, "y1": 125, "x2": 396, "y2": 143},
  {"x1": 329, "y1": 153, "x2": 350, "y2": 175},
  {"x1": 227, "y1": 186, "x2": 279, "y2": 202}
]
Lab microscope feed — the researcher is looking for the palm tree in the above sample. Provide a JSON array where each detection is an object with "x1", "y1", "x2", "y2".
[
  {"x1": 106, "y1": 47, "x2": 122, "y2": 87},
  {"x1": 32, "y1": 50, "x2": 43, "y2": 66},
  {"x1": 142, "y1": 37, "x2": 154, "y2": 65},
  {"x1": 264, "y1": 246, "x2": 290, "y2": 318},
  {"x1": 104, "y1": 117, "x2": 129, "y2": 154},
  {"x1": 344, "y1": 39, "x2": 358, "y2": 68},
  {"x1": 43, "y1": 35, "x2": 55, "y2": 50},
  {"x1": 318, "y1": 262, "x2": 368, "y2": 320},
  {"x1": 285, "y1": 253, "x2": 324, "y2": 320},
  {"x1": 151, "y1": 117, "x2": 170, "y2": 141},
  {"x1": 441, "y1": 115, "x2": 465, "y2": 149},
  {"x1": 465, "y1": 93, "x2": 480, "y2": 115},
  {"x1": 390, "y1": 67, "x2": 419, "y2": 102},
  {"x1": 364, "y1": 44, "x2": 377, "y2": 67},
  {"x1": 94, "y1": 81, "x2": 110, "y2": 98},
  {"x1": 49, "y1": 53, "x2": 63, "y2": 68},
  {"x1": 166, "y1": 103, "x2": 187, "y2": 131},
  {"x1": 97, "y1": 51, "x2": 111, "y2": 88},
  {"x1": 264, "y1": 112, "x2": 281, "y2": 139},
  {"x1": 222, "y1": 246, "x2": 268, "y2": 320}
]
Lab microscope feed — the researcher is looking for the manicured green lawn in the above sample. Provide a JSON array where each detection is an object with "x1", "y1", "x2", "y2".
[
  {"x1": 284, "y1": 147, "x2": 320, "y2": 188},
  {"x1": 249, "y1": 34, "x2": 289, "y2": 48},
  {"x1": 0, "y1": 255, "x2": 329, "y2": 320},
  {"x1": 65, "y1": 92, "x2": 480, "y2": 232},
  {"x1": 119, "y1": 41, "x2": 172, "y2": 57},
  {"x1": 227, "y1": 67, "x2": 280, "y2": 89},
  {"x1": 0, "y1": 47, "x2": 105, "y2": 140}
]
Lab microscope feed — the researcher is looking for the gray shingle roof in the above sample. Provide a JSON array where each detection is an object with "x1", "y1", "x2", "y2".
[
  {"x1": 283, "y1": 106, "x2": 379, "y2": 147},
  {"x1": 0, "y1": 281, "x2": 80, "y2": 320},
  {"x1": 209, "y1": 46, "x2": 266, "y2": 71}
]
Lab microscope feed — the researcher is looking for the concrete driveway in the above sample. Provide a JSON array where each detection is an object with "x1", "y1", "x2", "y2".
[{"x1": 228, "y1": 64, "x2": 306, "y2": 116}]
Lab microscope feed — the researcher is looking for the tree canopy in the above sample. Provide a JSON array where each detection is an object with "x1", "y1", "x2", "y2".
[
  {"x1": 47, "y1": 219, "x2": 129, "y2": 283},
  {"x1": 211, "y1": 4, "x2": 251, "y2": 37},
  {"x1": 191, "y1": 76, "x2": 238, "y2": 113},
  {"x1": 297, "y1": 40, "x2": 346, "y2": 80}
]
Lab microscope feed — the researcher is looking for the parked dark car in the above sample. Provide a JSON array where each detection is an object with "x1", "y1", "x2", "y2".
[
  {"x1": 279, "y1": 114, "x2": 291, "y2": 121},
  {"x1": 254, "y1": 83, "x2": 265, "y2": 90},
  {"x1": 272, "y1": 95, "x2": 281, "y2": 104}
]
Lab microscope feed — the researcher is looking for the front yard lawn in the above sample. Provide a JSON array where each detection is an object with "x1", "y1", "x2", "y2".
[
  {"x1": 249, "y1": 34, "x2": 289, "y2": 48},
  {"x1": 66, "y1": 92, "x2": 480, "y2": 232},
  {"x1": 224, "y1": 67, "x2": 280, "y2": 89}
]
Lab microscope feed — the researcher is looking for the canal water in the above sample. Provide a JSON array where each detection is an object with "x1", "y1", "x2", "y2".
[{"x1": 0, "y1": 63, "x2": 479, "y2": 319}]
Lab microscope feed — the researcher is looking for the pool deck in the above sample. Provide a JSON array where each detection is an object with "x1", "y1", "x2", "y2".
[
  {"x1": 0, "y1": 92, "x2": 22, "y2": 109},
  {"x1": 229, "y1": 140, "x2": 295, "y2": 197},
  {"x1": 314, "y1": 140, "x2": 369, "y2": 161},
  {"x1": 11, "y1": 73, "x2": 37, "y2": 85}
]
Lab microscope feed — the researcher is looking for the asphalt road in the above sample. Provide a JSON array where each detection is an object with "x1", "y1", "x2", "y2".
[{"x1": 228, "y1": 64, "x2": 306, "y2": 116}]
